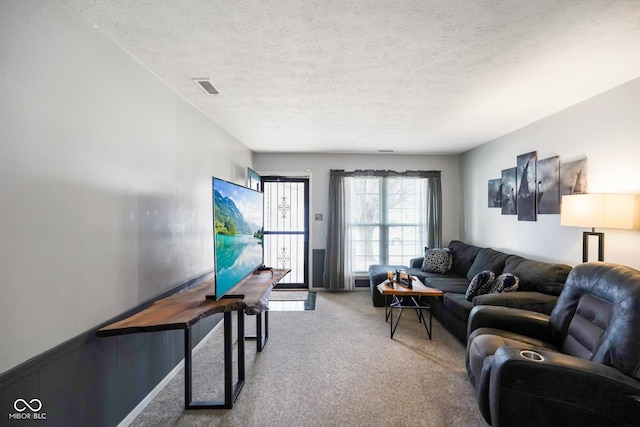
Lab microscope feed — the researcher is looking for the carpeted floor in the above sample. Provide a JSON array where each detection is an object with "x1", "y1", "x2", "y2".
[{"x1": 129, "y1": 291, "x2": 487, "y2": 426}]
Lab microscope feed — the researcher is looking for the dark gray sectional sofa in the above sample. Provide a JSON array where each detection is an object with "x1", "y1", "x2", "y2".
[{"x1": 368, "y1": 240, "x2": 572, "y2": 343}]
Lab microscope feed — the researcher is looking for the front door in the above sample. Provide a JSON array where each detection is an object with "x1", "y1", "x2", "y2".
[{"x1": 262, "y1": 177, "x2": 309, "y2": 288}]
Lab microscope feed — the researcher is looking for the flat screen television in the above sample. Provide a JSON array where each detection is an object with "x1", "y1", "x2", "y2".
[{"x1": 212, "y1": 177, "x2": 264, "y2": 299}]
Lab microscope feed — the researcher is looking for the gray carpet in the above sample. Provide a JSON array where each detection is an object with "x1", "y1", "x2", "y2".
[{"x1": 129, "y1": 291, "x2": 487, "y2": 426}]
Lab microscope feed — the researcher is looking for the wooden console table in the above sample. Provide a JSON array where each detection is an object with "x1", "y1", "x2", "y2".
[{"x1": 97, "y1": 268, "x2": 290, "y2": 409}]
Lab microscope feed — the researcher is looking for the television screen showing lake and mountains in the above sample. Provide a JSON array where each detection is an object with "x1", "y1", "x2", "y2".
[{"x1": 213, "y1": 177, "x2": 264, "y2": 299}]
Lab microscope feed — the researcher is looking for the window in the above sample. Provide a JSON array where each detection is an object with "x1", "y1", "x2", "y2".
[{"x1": 347, "y1": 175, "x2": 427, "y2": 272}]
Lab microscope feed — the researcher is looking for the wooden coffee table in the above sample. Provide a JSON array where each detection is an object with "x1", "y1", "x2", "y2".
[{"x1": 377, "y1": 277, "x2": 444, "y2": 339}]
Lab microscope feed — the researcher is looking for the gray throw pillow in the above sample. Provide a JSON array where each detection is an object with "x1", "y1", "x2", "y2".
[
  {"x1": 421, "y1": 248, "x2": 453, "y2": 274},
  {"x1": 465, "y1": 270, "x2": 496, "y2": 301}
]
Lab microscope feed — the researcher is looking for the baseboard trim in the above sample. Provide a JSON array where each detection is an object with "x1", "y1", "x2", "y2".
[
  {"x1": 117, "y1": 360, "x2": 185, "y2": 427},
  {"x1": 117, "y1": 318, "x2": 223, "y2": 426}
]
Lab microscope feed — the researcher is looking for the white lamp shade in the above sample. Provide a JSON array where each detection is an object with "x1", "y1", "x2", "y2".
[{"x1": 561, "y1": 194, "x2": 640, "y2": 230}]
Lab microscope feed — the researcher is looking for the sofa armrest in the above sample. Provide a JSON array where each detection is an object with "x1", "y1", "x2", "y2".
[
  {"x1": 467, "y1": 305, "x2": 551, "y2": 341},
  {"x1": 409, "y1": 257, "x2": 424, "y2": 269},
  {"x1": 368, "y1": 264, "x2": 408, "y2": 307},
  {"x1": 490, "y1": 346, "x2": 640, "y2": 426}
]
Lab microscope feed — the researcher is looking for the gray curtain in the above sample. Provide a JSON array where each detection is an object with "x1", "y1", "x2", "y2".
[
  {"x1": 427, "y1": 175, "x2": 442, "y2": 248},
  {"x1": 323, "y1": 170, "x2": 348, "y2": 290}
]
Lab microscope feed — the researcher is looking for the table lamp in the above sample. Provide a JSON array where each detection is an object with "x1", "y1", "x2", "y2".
[{"x1": 561, "y1": 194, "x2": 640, "y2": 262}]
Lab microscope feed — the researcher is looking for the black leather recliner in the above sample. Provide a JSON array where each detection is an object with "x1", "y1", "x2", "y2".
[{"x1": 465, "y1": 262, "x2": 640, "y2": 426}]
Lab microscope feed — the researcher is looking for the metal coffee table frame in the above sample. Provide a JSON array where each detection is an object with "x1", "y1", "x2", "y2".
[{"x1": 384, "y1": 294, "x2": 434, "y2": 340}]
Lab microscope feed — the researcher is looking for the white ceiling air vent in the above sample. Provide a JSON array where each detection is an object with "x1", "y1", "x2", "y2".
[{"x1": 193, "y1": 78, "x2": 219, "y2": 95}]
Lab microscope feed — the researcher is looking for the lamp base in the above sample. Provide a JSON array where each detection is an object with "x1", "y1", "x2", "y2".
[{"x1": 582, "y1": 229, "x2": 604, "y2": 263}]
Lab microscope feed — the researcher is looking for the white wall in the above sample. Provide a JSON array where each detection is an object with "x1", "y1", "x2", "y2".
[
  {"x1": 253, "y1": 153, "x2": 462, "y2": 275},
  {"x1": 0, "y1": 1, "x2": 252, "y2": 373},
  {"x1": 460, "y1": 77, "x2": 640, "y2": 269}
]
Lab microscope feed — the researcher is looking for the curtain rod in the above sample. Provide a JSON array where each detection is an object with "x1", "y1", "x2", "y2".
[{"x1": 330, "y1": 169, "x2": 441, "y2": 178}]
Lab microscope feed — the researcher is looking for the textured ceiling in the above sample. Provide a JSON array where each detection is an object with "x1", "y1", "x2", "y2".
[{"x1": 64, "y1": 0, "x2": 640, "y2": 154}]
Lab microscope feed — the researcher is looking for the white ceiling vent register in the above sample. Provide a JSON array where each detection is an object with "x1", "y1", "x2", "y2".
[{"x1": 193, "y1": 78, "x2": 219, "y2": 95}]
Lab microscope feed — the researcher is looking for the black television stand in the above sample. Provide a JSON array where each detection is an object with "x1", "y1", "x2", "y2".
[{"x1": 221, "y1": 293, "x2": 245, "y2": 299}]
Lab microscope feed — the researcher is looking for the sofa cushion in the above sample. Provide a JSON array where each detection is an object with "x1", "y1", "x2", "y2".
[
  {"x1": 443, "y1": 293, "x2": 474, "y2": 322},
  {"x1": 409, "y1": 257, "x2": 425, "y2": 269},
  {"x1": 466, "y1": 270, "x2": 496, "y2": 301},
  {"x1": 502, "y1": 256, "x2": 571, "y2": 295},
  {"x1": 472, "y1": 291, "x2": 559, "y2": 315},
  {"x1": 421, "y1": 248, "x2": 453, "y2": 274},
  {"x1": 466, "y1": 248, "x2": 511, "y2": 281},
  {"x1": 448, "y1": 240, "x2": 482, "y2": 277},
  {"x1": 422, "y1": 275, "x2": 470, "y2": 293}
]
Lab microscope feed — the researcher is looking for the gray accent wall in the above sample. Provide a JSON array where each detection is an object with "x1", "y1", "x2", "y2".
[
  {"x1": 460, "y1": 77, "x2": 640, "y2": 270},
  {"x1": 0, "y1": 0, "x2": 252, "y2": 374}
]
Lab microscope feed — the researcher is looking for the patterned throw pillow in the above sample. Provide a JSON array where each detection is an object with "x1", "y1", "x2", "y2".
[
  {"x1": 485, "y1": 277, "x2": 504, "y2": 294},
  {"x1": 465, "y1": 270, "x2": 496, "y2": 301},
  {"x1": 495, "y1": 273, "x2": 519, "y2": 292},
  {"x1": 421, "y1": 248, "x2": 453, "y2": 274}
]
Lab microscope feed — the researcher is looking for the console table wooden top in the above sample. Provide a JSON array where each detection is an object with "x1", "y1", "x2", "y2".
[{"x1": 97, "y1": 269, "x2": 290, "y2": 337}]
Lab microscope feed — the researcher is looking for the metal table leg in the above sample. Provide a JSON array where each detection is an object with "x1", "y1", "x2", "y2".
[
  {"x1": 184, "y1": 310, "x2": 245, "y2": 409},
  {"x1": 246, "y1": 311, "x2": 269, "y2": 352},
  {"x1": 386, "y1": 296, "x2": 433, "y2": 340}
]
